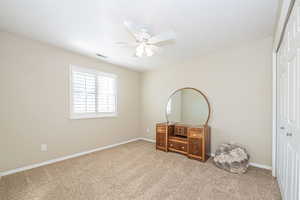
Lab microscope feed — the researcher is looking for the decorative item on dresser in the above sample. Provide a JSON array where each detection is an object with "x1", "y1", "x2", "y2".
[{"x1": 156, "y1": 87, "x2": 211, "y2": 162}]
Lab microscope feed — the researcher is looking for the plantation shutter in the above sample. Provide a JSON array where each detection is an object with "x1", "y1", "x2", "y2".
[
  {"x1": 97, "y1": 75, "x2": 117, "y2": 113},
  {"x1": 70, "y1": 65, "x2": 117, "y2": 118},
  {"x1": 72, "y1": 71, "x2": 96, "y2": 113}
]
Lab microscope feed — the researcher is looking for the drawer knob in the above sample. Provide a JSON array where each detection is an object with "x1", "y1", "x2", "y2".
[
  {"x1": 286, "y1": 132, "x2": 293, "y2": 137},
  {"x1": 181, "y1": 146, "x2": 184, "y2": 149}
]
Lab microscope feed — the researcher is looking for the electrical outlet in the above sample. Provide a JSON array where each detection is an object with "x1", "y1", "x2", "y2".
[
  {"x1": 41, "y1": 144, "x2": 47, "y2": 152},
  {"x1": 146, "y1": 128, "x2": 150, "y2": 133}
]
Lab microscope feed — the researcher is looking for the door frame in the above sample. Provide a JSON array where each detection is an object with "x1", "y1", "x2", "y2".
[{"x1": 272, "y1": 0, "x2": 295, "y2": 177}]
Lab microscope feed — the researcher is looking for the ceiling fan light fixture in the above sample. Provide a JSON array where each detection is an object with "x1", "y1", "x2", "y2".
[
  {"x1": 119, "y1": 21, "x2": 176, "y2": 58},
  {"x1": 136, "y1": 51, "x2": 143, "y2": 57},
  {"x1": 145, "y1": 46, "x2": 154, "y2": 57},
  {"x1": 135, "y1": 43, "x2": 155, "y2": 57},
  {"x1": 136, "y1": 44, "x2": 144, "y2": 57}
]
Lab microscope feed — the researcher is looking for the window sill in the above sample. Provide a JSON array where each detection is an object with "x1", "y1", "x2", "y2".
[{"x1": 70, "y1": 113, "x2": 118, "y2": 119}]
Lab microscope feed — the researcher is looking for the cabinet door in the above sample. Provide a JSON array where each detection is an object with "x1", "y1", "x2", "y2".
[
  {"x1": 188, "y1": 137, "x2": 203, "y2": 159},
  {"x1": 156, "y1": 132, "x2": 166, "y2": 149}
]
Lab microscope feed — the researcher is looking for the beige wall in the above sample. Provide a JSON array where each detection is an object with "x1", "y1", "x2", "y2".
[
  {"x1": 0, "y1": 32, "x2": 273, "y2": 171},
  {"x1": 141, "y1": 37, "x2": 273, "y2": 166},
  {"x1": 0, "y1": 32, "x2": 140, "y2": 171}
]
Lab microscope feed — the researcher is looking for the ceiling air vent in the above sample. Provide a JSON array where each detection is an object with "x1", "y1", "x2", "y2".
[{"x1": 96, "y1": 53, "x2": 107, "y2": 59}]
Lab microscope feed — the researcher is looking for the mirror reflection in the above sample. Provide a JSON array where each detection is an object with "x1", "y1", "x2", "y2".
[{"x1": 166, "y1": 88, "x2": 209, "y2": 125}]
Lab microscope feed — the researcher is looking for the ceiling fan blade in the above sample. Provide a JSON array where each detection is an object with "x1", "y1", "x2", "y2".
[
  {"x1": 148, "y1": 45, "x2": 161, "y2": 53},
  {"x1": 115, "y1": 42, "x2": 139, "y2": 47},
  {"x1": 124, "y1": 21, "x2": 144, "y2": 40},
  {"x1": 148, "y1": 31, "x2": 176, "y2": 44}
]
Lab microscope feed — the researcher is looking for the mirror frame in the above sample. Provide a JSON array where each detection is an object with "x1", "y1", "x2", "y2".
[{"x1": 165, "y1": 87, "x2": 211, "y2": 126}]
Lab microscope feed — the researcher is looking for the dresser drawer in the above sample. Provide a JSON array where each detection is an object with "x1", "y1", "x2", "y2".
[
  {"x1": 188, "y1": 128, "x2": 203, "y2": 138},
  {"x1": 174, "y1": 126, "x2": 187, "y2": 137},
  {"x1": 168, "y1": 141, "x2": 187, "y2": 152},
  {"x1": 156, "y1": 126, "x2": 167, "y2": 133}
]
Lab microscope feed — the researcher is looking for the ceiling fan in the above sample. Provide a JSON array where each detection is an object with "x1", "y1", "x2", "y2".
[{"x1": 116, "y1": 21, "x2": 176, "y2": 57}]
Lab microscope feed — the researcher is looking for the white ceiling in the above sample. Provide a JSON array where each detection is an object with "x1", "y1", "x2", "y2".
[{"x1": 0, "y1": 0, "x2": 279, "y2": 71}]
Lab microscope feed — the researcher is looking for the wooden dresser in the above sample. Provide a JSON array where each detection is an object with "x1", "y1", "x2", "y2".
[{"x1": 156, "y1": 123, "x2": 211, "y2": 161}]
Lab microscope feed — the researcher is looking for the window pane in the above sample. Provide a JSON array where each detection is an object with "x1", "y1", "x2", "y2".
[
  {"x1": 71, "y1": 66, "x2": 117, "y2": 118},
  {"x1": 72, "y1": 72, "x2": 86, "y2": 92},
  {"x1": 97, "y1": 75, "x2": 116, "y2": 113},
  {"x1": 72, "y1": 70, "x2": 96, "y2": 114},
  {"x1": 86, "y1": 93, "x2": 96, "y2": 113}
]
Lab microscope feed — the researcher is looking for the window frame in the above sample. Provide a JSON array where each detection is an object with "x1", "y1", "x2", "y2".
[{"x1": 69, "y1": 65, "x2": 118, "y2": 119}]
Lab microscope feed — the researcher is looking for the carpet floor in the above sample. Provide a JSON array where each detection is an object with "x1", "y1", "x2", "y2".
[{"x1": 0, "y1": 140, "x2": 281, "y2": 200}]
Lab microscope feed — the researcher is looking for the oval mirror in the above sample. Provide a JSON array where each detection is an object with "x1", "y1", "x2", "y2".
[{"x1": 166, "y1": 88, "x2": 210, "y2": 126}]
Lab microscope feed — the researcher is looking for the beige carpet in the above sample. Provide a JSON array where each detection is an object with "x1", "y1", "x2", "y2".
[{"x1": 0, "y1": 140, "x2": 281, "y2": 200}]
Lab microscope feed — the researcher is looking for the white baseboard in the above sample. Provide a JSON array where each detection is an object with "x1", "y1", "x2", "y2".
[
  {"x1": 139, "y1": 137, "x2": 155, "y2": 143},
  {"x1": 0, "y1": 138, "x2": 141, "y2": 177},
  {"x1": 249, "y1": 162, "x2": 272, "y2": 170},
  {"x1": 0, "y1": 138, "x2": 271, "y2": 177},
  {"x1": 210, "y1": 153, "x2": 272, "y2": 170}
]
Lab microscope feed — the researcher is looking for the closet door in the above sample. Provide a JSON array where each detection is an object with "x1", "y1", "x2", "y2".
[{"x1": 277, "y1": 1, "x2": 300, "y2": 199}]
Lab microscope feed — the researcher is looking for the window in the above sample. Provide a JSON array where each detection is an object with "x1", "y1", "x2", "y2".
[{"x1": 70, "y1": 65, "x2": 117, "y2": 119}]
